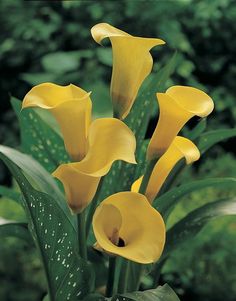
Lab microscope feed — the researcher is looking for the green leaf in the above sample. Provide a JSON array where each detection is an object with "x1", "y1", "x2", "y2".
[
  {"x1": 0, "y1": 145, "x2": 74, "y2": 227},
  {"x1": 163, "y1": 198, "x2": 236, "y2": 259},
  {"x1": 113, "y1": 284, "x2": 180, "y2": 301},
  {"x1": 0, "y1": 150, "x2": 93, "y2": 301},
  {"x1": 99, "y1": 52, "x2": 178, "y2": 200},
  {"x1": 41, "y1": 51, "x2": 80, "y2": 74},
  {"x1": 96, "y1": 48, "x2": 112, "y2": 66},
  {"x1": 198, "y1": 128, "x2": 236, "y2": 153},
  {"x1": 21, "y1": 72, "x2": 57, "y2": 86},
  {"x1": 11, "y1": 97, "x2": 69, "y2": 173},
  {"x1": 154, "y1": 177, "x2": 236, "y2": 215},
  {"x1": 184, "y1": 118, "x2": 207, "y2": 140},
  {"x1": 0, "y1": 220, "x2": 31, "y2": 242},
  {"x1": 0, "y1": 185, "x2": 21, "y2": 203}
]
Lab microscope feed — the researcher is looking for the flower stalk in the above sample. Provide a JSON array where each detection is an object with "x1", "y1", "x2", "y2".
[
  {"x1": 106, "y1": 257, "x2": 117, "y2": 297},
  {"x1": 118, "y1": 259, "x2": 130, "y2": 293},
  {"x1": 77, "y1": 211, "x2": 87, "y2": 261},
  {"x1": 139, "y1": 159, "x2": 158, "y2": 194},
  {"x1": 86, "y1": 177, "x2": 104, "y2": 237}
]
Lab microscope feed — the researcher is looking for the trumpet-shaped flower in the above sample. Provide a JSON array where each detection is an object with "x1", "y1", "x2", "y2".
[
  {"x1": 53, "y1": 118, "x2": 136, "y2": 213},
  {"x1": 22, "y1": 83, "x2": 92, "y2": 161},
  {"x1": 147, "y1": 86, "x2": 214, "y2": 160},
  {"x1": 132, "y1": 136, "x2": 200, "y2": 203},
  {"x1": 91, "y1": 23, "x2": 165, "y2": 119},
  {"x1": 92, "y1": 192, "x2": 165, "y2": 264}
]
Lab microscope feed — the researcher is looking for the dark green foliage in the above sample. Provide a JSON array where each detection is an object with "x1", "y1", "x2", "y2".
[
  {"x1": 114, "y1": 284, "x2": 180, "y2": 301},
  {"x1": 0, "y1": 1, "x2": 236, "y2": 301},
  {"x1": 12, "y1": 98, "x2": 69, "y2": 173},
  {"x1": 0, "y1": 147, "x2": 94, "y2": 301}
]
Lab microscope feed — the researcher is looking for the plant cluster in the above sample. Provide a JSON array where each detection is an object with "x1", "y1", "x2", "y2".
[{"x1": 0, "y1": 22, "x2": 236, "y2": 301}]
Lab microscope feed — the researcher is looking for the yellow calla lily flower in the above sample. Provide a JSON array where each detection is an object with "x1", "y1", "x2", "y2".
[
  {"x1": 147, "y1": 86, "x2": 214, "y2": 160},
  {"x1": 132, "y1": 136, "x2": 200, "y2": 203},
  {"x1": 91, "y1": 23, "x2": 165, "y2": 119},
  {"x1": 22, "y1": 82, "x2": 92, "y2": 161},
  {"x1": 92, "y1": 192, "x2": 165, "y2": 264},
  {"x1": 53, "y1": 118, "x2": 136, "y2": 213}
]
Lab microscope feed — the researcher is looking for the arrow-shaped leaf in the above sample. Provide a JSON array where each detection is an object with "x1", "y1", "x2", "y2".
[
  {"x1": 154, "y1": 177, "x2": 236, "y2": 215},
  {"x1": 0, "y1": 150, "x2": 93, "y2": 301},
  {"x1": 11, "y1": 97, "x2": 69, "y2": 173},
  {"x1": 198, "y1": 128, "x2": 236, "y2": 153},
  {"x1": 0, "y1": 145, "x2": 72, "y2": 225},
  {"x1": 163, "y1": 198, "x2": 236, "y2": 259}
]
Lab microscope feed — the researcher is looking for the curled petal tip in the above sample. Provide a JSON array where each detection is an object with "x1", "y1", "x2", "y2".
[
  {"x1": 91, "y1": 22, "x2": 130, "y2": 45},
  {"x1": 167, "y1": 85, "x2": 214, "y2": 117},
  {"x1": 91, "y1": 23, "x2": 165, "y2": 120},
  {"x1": 74, "y1": 118, "x2": 137, "y2": 176},
  {"x1": 148, "y1": 85, "x2": 214, "y2": 159},
  {"x1": 22, "y1": 82, "x2": 92, "y2": 161}
]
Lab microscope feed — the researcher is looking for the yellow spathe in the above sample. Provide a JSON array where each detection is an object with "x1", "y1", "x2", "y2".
[
  {"x1": 132, "y1": 136, "x2": 200, "y2": 203},
  {"x1": 53, "y1": 166, "x2": 100, "y2": 214},
  {"x1": 22, "y1": 83, "x2": 92, "y2": 161},
  {"x1": 147, "y1": 86, "x2": 214, "y2": 159},
  {"x1": 92, "y1": 192, "x2": 165, "y2": 264},
  {"x1": 72, "y1": 118, "x2": 137, "y2": 176},
  {"x1": 91, "y1": 23, "x2": 165, "y2": 119},
  {"x1": 53, "y1": 118, "x2": 136, "y2": 213}
]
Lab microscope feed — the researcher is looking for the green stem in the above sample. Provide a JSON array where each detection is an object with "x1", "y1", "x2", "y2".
[
  {"x1": 106, "y1": 257, "x2": 117, "y2": 297},
  {"x1": 85, "y1": 177, "x2": 104, "y2": 237},
  {"x1": 157, "y1": 159, "x2": 185, "y2": 197},
  {"x1": 131, "y1": 159, "x2": 157, "y2": 291},
  {"x1": 151, "y1": 259, "x2": 166, "y2": 288},
  {"x1": 118, "y1": 259, "x2": 130, "y2": 294},
  {"x1": 139, "y1": 159, "x2": 157, "y2": 194},
  {"x1": 77, "y1": 211, "x2": 87, "y2": 260}
]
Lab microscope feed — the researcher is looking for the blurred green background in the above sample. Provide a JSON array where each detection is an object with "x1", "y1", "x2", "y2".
[{"x1": 0, "y1": 0, "x2": 236, "y2": 300}]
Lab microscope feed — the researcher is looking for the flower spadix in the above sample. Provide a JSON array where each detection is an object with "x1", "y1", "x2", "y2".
[
  {"x1": 91, "y1": 23, "x2": 165, "y2": 119},
  {"x1": 92, "y1": 192, "x2": 165, "y2": 264},
  {"x1": 132, "y1": 136, "x2": 200, "y2": 203},
  {"x1": 22, "y1": 83, "x2": 92, "y2": 161},
  {"x1": 147, "y1": 86, "x2": 214, "y2": 160},
  {"x1": 53, "y1": 118, "x2": 136, "y2": 213}
]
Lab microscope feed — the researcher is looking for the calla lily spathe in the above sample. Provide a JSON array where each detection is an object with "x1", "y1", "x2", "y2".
[
  {"x1": 147, "y1": 86, "x2": 214, "y2": 160},
  {"x1": 53, "y1": 118, "x2": 136, "y2": 213},
  {"x1": 92, "y1": 192, "x2": 165, "y2": 264},
  {"x1": 91, "y1": 23, "x2": 165, "y2": 119},
  {"x1": 132, "y1": 136, "x2": 200, "y2": 203},
  {"x1": 22, "y1": 83, "x2": 92, "y2": 161}
]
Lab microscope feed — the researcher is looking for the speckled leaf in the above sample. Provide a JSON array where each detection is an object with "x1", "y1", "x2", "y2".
[
  {"x1": 0, "y1": 145, "x2": 75, "y2": 230},
  {"x1": 0, "y1": 152, "x2": 93, "y2": 301},
  {"x1": 112, "y1": 284, "x2": 180, "y2": 301},
  {"x1": 0, "y1": 221, "x2": 31, "y2": 242},
  {"x1": 154, "y1": 177, "x2": 236, "y2": 216},
  {"x1": 99, "y1": 53, "x2": 178, "y2": 200},
  {"x1": 163, "y1": 198, "x2": 236, "y2": 260},
  {"x1": 11, "y1": 97, "x2": 69, "y2": 173},
  {"x1": 198, "y1": 128, "x2": 236, "y2": 153}
]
